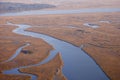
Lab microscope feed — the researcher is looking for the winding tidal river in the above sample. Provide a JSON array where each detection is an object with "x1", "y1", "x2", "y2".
[
  {"x1": 3, "y1": 24, "x2": 109, "y2": 80},
  {"x1": 1, "y1": 8, "x2": 120, "y2": 80}
]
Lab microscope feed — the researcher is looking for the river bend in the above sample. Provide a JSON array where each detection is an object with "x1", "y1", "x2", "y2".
[
  {"x1": 1, "y1": 8, "x2": 116, "y2": 80},
  {"x1": 3, "y1": 24, "x2": 110, "y2": 80}
]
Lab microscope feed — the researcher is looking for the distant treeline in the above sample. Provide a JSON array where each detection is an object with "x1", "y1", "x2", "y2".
[{"x1": 0, "y1": 2, "x2": 56, "y2": 13}]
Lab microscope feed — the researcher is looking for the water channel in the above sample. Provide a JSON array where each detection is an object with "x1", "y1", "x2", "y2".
[
  {"x1": 0, "y1": 8, "x2": 120, "y2": 16},
  {"x1": 3, "y1": 24, "x2": 109, "y2": 80},
  {"x1": 1, "y1": 8, "x2": 119, "y2": 80}
]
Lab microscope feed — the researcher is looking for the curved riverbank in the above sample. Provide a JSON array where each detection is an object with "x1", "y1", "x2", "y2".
[
  {"x1": 0, "y1": 24, "x2": 57, "y2": 80},
  {"x1": 3, "y1": 23, "x2": 109, "y2": 80},
  {"x1": 1, "y1": 43, "x2": 30, "y2": 63},
  {"x1": 0, "y1": 7, "x2": 119, "y2": 80}
]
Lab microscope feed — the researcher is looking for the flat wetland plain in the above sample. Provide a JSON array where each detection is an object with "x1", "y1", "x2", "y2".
[{"x1": 0, "y1": 0, "x2": 120, "y2": 80}]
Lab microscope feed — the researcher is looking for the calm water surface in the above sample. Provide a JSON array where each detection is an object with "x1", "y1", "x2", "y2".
[
  {"x1": 3, "y1": 24, "x2": 110, "y2": 80},
  {"x1": 0, "y1": 8, "x2": 120, "y2": 16},
  {"x1": 1, "y1": 8, "x2": 116, "y2": 80}
]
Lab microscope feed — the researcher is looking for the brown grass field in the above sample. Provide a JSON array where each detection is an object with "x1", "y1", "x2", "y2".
[
  {"x1": 0, "y1": 12, "x2": 119, "y2": 80},
  {"x1": 20, "y1": 53, "x2": 66, "y2": 80},
  {"x1": 0, "y1": 0, "x2": 120, "y2": 80},
  {"x1": 0, "y1": 24, "x2": 64, "y2": 79}
]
